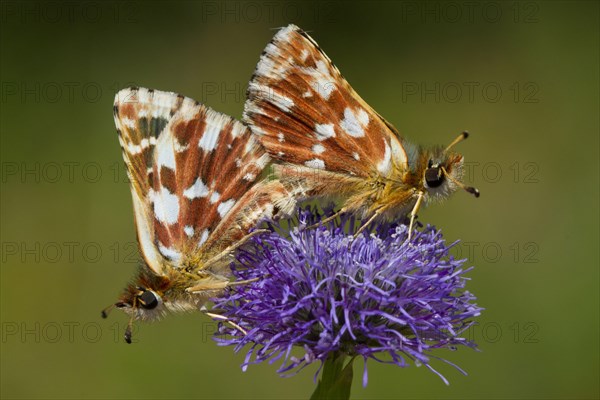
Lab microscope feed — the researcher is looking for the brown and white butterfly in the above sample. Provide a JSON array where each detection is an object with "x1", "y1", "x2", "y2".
[
  {"x1": 243, "y1": 25, "x2": 479, "y2": 237},
  {"x1": 104, "y1": 87, "x2": 290, "y2": 343}
]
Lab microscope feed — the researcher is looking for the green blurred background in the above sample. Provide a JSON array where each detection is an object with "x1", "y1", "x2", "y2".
[{"x1": 1, "y1": 1, "x2": 598, "y2": 399}]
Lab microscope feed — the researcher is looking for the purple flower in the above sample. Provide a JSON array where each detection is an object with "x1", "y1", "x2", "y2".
[{"x1": 212, "y1": 207, "x2": 482, "y2": 386}]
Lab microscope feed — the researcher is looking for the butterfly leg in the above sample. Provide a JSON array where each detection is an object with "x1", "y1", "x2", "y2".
[
  {"x1": 407, "y1": 191, "x2": 425, "y2": 241},
  {"x1": 186, "y1": 273, "x2": 262, "y2": 294},
  {"x1": 185, "y1": 278, "x2": 230, "y2": 293},
  {"x1": 186, "y1": 230, "x2": 271, "y2": 293},
  {"x1": 353, "y1": 208, "x2": 383, "y2": 239},
  {"x1": 203, "y1": 309, "x2": 247, "y2": 335},
  {"x1": 228, "y1": 277, "x2": 260, "y2": 286},
  {"x1": 202, "y1": 229, "x2": 270, "y2": 268},
  {"x1": 187, "y1": 274, "x2": 261, "y2": 292},
  {"x1": 305, "y1": 207, "x2": 348, "y2": 230}
]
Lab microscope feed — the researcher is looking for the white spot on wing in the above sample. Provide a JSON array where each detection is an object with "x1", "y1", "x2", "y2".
[
  {"x1": 278, "y1": 132, "x2": 285, "y2": 142},
  {"x1": 127, "y1": 138, "x2": 154, "y2": 155},
  {"x1": 230, "y1": 122, "x2": 246, "y2": 139},
  {"x1": 183, "y1": 178, "x2": 209, "y2": 199},
  {"x1": 305, "y1": 159, "x2": 325, "y2": 169},
  {"x1": 390, "y1": 138, "x2": 408, "y2": 169},
  {"x1": 199, "y1": 115, "x2": 222, "y2": 151},
  {"x1": 312, "y1": 144, "x2": 325, "y2": 154},
  {"x1": 315, "y1": 124, "x2": 335, "y2": 140},
  {"x1": 314, "y1": 81, "x2": 335, "y2": 100},
  {"x1": 184, "y1": 226, "x2": 194, "y2": 237},
  {"x1": 314, "y1": 61, "x2": 337, "y2": 100},
  {"x1": 377, "y1": 139, "x2": 392, "y2": 176},
  {"x1": 217, "y1": 199, "x2": 236, "y2": 217},
  {"x1": 158, "y1": 242, "x2": 181, "y2": 263},
  {"x1": 135, "y1": 88, "x2": 149, "y2": 104},
  {"x1": 198, "y1": 229, "x2": 209, "y2": 248},
  {"x1": 353, "y1": 152, "x2": 360, "y2": 160},
  {"x1": 357, "y1": 109, "x2": 370, "y2": 126},
  {"x1": 340, "y1": 107, "x2": 369, "y2": 138},
  {"x1": 271, "y1": 91, "x2": 294, "y2": 113},
  {"x1": 156, "y1": 139, "x2": 176, "y2": 169},
  {"x1": 210, "y1": 191, "x2": 220, "y2": 204},
  {"x1": 122, "y1": 117, "x2": 136, "y2": 129},
  {"x1": 174, "y1": 141, "x2": 189, "y2": 153},
  {"x1": 302, "y1": 60, "x2": 337, "y2": 101},
  {"x1": 127, "y1": 143, "x2": 142, "y2": 155},
  {"x1": 301, "y1": 49, "x2": 309, "y2": 62},
  {"x1": 150, "y1": 187, "x2": 180, "y2": 225}
]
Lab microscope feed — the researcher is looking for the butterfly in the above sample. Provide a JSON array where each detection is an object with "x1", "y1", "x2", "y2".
[
  {"x1": 104, "y1": 87, "x2": 291, "y2": 343},
  {"x1": 243, "y1": 25, "x2": 479, "y2": 238}
]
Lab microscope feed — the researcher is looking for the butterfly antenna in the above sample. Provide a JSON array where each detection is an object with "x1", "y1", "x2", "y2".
[
  {"x1": 101, "y1": 304, "x2": 116, "y2": 319},
  {"x1": 445, "y1": 131, "x2": 469, "y2": 153},
  {"x1": 441, "y1": 166, "x2": 480, "y2": 198}
]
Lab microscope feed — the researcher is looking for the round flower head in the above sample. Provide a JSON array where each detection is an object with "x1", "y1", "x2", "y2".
[{"x1": 212, "y1": 207, "x2": 482, "y2": 386}]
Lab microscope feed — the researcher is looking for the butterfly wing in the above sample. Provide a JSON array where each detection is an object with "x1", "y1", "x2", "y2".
[
  {"x1": 114, "y1": 88, "x2": 272, "y2": 275},
  {"x1": 243, "y1": 24, "x2": 409, "y2": 181}
]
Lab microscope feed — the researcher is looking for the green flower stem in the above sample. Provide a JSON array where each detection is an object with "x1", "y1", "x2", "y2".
[{"x1": 310, "y1": 352, "x2": 355, "y2": 400}]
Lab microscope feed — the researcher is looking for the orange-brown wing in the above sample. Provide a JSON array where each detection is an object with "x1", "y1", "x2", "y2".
[
  {"x1": 114, "y1": 87, "x2": 270, "y2": 273},
  {"x1": 206, "y1": 179, "x2": 293, "y2": 251},
  {"x1": 243, "y1": 24, "x2": 409, "y2": 179}
]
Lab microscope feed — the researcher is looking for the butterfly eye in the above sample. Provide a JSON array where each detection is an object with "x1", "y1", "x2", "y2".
[
  {"x1": 138, "y1": 290, "x2": 160, "y2": 310},
  {"x1": 425, "y1": 165, "x2": 445, "y2": 188}
]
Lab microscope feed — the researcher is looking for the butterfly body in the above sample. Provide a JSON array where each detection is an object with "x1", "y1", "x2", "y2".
[
  {"x1": 272, "y1": 145, "x2": 464, "y2": 221},
  {"x1": 107, "y1": 87, "x2": 290, "y2": 340},
  {"x1": 244, "y1": 25, "x2": 476, "y2": 230}
]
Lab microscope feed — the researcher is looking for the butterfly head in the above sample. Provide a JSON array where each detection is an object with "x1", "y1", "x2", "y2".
[
  {"x1": 115, "y1": 285, "x2": 165, "y2": 319},
  {"x1": 421, "y1": 131, "x2": 479, "y2": 202},
  {"x1": 101, "y1": 271, "x2": 176, "y2": 343}
]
